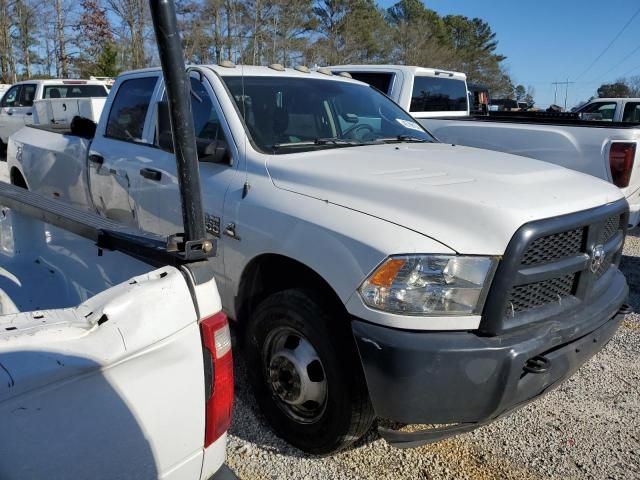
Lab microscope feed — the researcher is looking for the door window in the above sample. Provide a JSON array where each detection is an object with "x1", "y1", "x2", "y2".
[
  {"x1": 106, "y1": 76, "x2": 158, "y2": 142},
  {"x1": 157, "y1": 77, "x2": 230, "y2": 162},
  {"x1": 579, "y1": 102, "x2": 616, "y2": 120},
  {"x1": 190, "y1": 77, "x2": 224, "y2": 144},
  {"x1": 1, "y1": 86, "x2": 21, "y2": 108},
  {"x1": 18, "y1": 84, "x2": 36, "y2": 107},
  {"x1": 622, "y1": 102, "x2": 640, "y2": 123}
]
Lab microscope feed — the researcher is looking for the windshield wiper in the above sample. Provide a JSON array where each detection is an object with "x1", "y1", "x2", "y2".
[
  {"x1": 374, "y1": 135, "x2": 430, "y2": 144},
  {"x1": 271, "y1": 137, "x2": 366, "y2": 151}
]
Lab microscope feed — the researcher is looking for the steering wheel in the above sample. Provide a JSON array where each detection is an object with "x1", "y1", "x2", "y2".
[{"x1": 343, "y1": 123, "x2": 374, "y2": 140}]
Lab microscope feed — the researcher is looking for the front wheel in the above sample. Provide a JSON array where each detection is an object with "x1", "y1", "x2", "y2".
[{"x1": 245, "y1": 289, "x2": 374, "y2": 454}]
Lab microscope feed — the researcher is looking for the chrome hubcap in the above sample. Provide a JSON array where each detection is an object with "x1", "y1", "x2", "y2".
[{"x1": 264, "y1": 327, "x2": 328, "y2": 423}]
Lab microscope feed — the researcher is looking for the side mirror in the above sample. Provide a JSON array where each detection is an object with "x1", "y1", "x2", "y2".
[
  {"x1": 70, "y1": 116, "x2": 97, "y2": 139},
  {"x1": 199, "y1": 139, "x2": 230, "y2": 164},
  {"x1": 156, "y1": 100, "x2": 174, "y2": 152}
]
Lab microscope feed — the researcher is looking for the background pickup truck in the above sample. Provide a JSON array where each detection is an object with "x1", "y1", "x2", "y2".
[
  {"x1": 331, "y1": 65, "x2": 640, "y2": 228},
  {"x1": 7, "y1": 64, "x2": 632, "y2": 454},
  {"x1": 0, "y1": 183, "x2": 233, "y2": 479},
  {"x1": 574, "y1": 97, "x2": 640, "y2": 122},
  {"x1": 0, "y1": 79, "x2": 108, "y2": 148}
]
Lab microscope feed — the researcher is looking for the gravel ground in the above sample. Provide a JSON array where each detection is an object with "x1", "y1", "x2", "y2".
[
  {"x1": 226, "y1": 237, "x2": 640, "y2": 480},
  {"x1": 1, "y1": 160, "x2": 637, "y2": 479}
]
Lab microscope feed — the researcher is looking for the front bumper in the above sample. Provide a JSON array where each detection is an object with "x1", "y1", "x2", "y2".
[{"x1": 352, "y1": 270, "x2": 629, "y2": 448}]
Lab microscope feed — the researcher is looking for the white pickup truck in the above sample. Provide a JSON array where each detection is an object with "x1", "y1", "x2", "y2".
[
  {"x1": 8, "y1": 64, "x2": 632, "y2": 454},
  {"x1": 331, "y1": 65, "x2": 640, "y2": 228},
  {"x1": 0, "y1": 79, "x2": 108, "y2": 148}
]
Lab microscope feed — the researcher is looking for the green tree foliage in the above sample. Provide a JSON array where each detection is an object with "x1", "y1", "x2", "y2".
[
  {"x1": 597, "y1": 82, "x2": 631, "y2": 98},
  {"x1": 441, "y1": 14, "x2": 511, "y2": 97},
  {"x1": 515, "y1": 84, "x2": 526, "y2": 101},
  {"x1": 94, "y1": 41, "x2": 119, "y2": 76},
  {"x1": 386, "y1": 0, "x2": 451, "y2": 66}
]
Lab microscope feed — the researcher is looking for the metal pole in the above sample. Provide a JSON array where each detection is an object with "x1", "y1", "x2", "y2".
[{"x1": 149, "y1": 0, "x2": 206, "y2": 244}]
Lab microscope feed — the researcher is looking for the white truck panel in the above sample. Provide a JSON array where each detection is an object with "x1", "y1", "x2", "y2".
[
  {"x1": 9, "y1": 127, "x2": 94, "y2": 209},
  {"x1": 33, "y1": 97, "x2": 106, "y2": 126},
  {"x1": 0, "y1": 206, "x2": 227, "y2": 479}
]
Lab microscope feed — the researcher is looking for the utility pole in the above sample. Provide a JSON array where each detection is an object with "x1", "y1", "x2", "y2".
[{"x1": 552, "y1": 79, "x2": 575, "y2": 110}]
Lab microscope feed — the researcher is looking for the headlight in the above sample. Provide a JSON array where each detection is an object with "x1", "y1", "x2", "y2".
[{"x1": 359, "y1": 255, "x2": 497, "y2": 316}]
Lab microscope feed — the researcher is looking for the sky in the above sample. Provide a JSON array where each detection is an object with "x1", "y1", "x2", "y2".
[{"x1": 376, "y1": 0, "x2": 640, "y2": 109}]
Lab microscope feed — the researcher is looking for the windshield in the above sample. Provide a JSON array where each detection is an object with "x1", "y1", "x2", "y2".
[{"x1": 222, "y1": 76, "x2": 435, "y2": 154}]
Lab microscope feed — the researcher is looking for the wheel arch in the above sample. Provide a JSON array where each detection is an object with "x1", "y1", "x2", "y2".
[
  {"x1": 10, "y1": 167, "x2": 28, "y2": 189},
  {"x1": 235, "y1": 253, "x2": 346, "y2": 325}
]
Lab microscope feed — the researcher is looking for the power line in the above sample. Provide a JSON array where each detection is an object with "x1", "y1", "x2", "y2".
[
  {"x1": 573, "y1": 5, "x2": 640, "y2": 81},
  {"x1": 620, "y1": 62, "x2": 640, "y2": 78},
  {"x1": 595, "y1": 42, "x2": 640, "y2": 81}
]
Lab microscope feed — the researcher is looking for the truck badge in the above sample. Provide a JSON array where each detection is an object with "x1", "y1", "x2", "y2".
[
  {"x1": 590, "y1": 244, "x2": 605, "y2": 274},
  {"x1": 205, "y1": 213, "x2": 221, "y2": 237}
]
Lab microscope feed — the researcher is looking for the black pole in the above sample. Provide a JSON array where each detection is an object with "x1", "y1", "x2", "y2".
[{"x1": 149, "y1": 0, "x2": 206, "y2": 244}]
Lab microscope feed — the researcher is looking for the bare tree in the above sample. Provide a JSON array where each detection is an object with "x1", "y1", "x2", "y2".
[
  {"x1": 0, "y1": 0, "x2": 17, "y2": 82},
  {"x1": 106, "y1": 0, "x2": 148, "y2": 69}
]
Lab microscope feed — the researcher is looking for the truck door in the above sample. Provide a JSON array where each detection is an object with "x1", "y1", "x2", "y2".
[
  {"x1": 129, "y1": 71, "x2": 238, "y2": 288},
  {"x1": 88, "y1": 74, "x2": 161, "y2": 228}
]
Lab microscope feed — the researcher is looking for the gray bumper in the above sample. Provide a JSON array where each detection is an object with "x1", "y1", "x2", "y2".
[{"x1": 352, "y1": 270, "x2": 629, "y2": 448}]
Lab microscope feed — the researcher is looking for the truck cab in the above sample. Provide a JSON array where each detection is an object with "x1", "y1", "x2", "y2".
[
  {"x1": 328, "y1": 64, "x2": 470, "y2": 118},
  {"x1": 575, "y1": 98, "x2": 640, "y2": 122}
]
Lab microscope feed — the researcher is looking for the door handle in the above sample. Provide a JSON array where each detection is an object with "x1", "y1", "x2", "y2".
[
  {"x1": 25, "y1": 112, "x2": 32, "y2": 116},
  {"x1": 89, "y1": 154, "x2": 104, "y2": 166},
  {"x1": 6, "y1": 112, "x2": 12, "y2": 116},
  {"x1": 223, "y1": 223, "x2": 240, "y2": 240},
  {"x1": 140, "y1": 168, "x2": 162, "y2": 181}
]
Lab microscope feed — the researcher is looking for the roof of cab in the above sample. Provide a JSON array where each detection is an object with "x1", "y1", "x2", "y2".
[
  {"x1": 118, "y1": 64, "x2": 364, "y2": 84},
  {"x1": 10, "y1": 79, "x2": 109, "y2": 86},
  {"x1": 588, "y1": 98, "x2": 640, "y2": 102},
  {"x1": 327, "y1": 64, "x2": 467, "y2": 81}
]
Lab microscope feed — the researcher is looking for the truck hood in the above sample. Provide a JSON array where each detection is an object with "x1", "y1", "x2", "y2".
[{"x1": 266, "y1": 143, "x2": 625, "y2": 254}]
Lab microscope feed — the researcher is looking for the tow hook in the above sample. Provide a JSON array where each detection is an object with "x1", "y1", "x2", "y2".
[
  {"x1": 523, "y1": 355, "x2": 551, "y2": 374},
  {"x1": 618, "y1": 303, "x2": 633, "y2": 315}
]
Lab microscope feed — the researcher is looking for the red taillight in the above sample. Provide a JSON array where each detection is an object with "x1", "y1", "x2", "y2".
[
  {"x1": 199, "y1": 311, "x2": 234, "y2": 447},
  {"x1": 609, "y1": 142, "x2": 636, "y2": 188}
]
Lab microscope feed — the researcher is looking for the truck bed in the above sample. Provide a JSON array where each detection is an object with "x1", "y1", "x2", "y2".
[
  {"x1": 429, "y1": 111, "x2": 640, "y2": 128},
  {"x1": 0, "y1": 182, "x2": 224, "y2": 479},
  {"x1": 8, "y1": 125, "x2": 93, "y2": 209}
]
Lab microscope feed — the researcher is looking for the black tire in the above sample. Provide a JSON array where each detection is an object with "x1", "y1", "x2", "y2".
[
  {"x1": 245, "y1": 288, "x2": 374, "y2": 454},
  {"x1": 0, "y1": 139, "x2": 6, "y2": 161}
]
